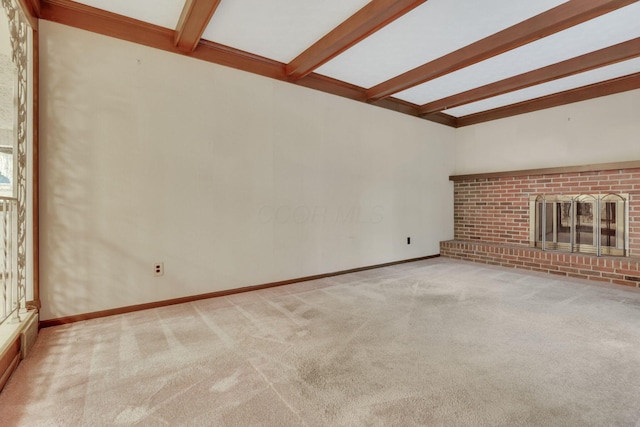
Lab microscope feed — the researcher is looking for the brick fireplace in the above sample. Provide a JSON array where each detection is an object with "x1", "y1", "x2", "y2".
[{"x1": 440, "y1": 161, "x2": 640, "y2": 288}]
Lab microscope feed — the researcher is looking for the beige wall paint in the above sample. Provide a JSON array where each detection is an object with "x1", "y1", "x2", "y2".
[
  {"x1": 39, "y1": 21, "x2": 455, "y2": 320},
  {"x1": 454, "y1": 89, "x2": 640, "y2": 175}
]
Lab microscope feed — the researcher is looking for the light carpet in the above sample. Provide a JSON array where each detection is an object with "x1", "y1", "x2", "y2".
[{"x1": 1, "y1": 258, "x2": 640, "y2": 426}]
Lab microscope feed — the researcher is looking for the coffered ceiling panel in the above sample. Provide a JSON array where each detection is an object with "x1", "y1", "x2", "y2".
[
  {"x1": 394, "y1": 2, "x2": 640, "y2": 105},
  {"x1": 201, "y1": 0, "x2": 370, "y2": 63},
  {"x1": 39, "y1": 0, "x2": 640, "y2": 127},
  {"x1": 314, "y1": 0, "x2": 568, "y2": 88},
  {"x1": 72, "y1": 0, "x2": 185, "y2": 29}
]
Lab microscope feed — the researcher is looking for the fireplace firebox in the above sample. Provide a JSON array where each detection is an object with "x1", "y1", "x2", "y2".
[{"x1": 529, "y1": 194, "x2": 628, "y2": 256}]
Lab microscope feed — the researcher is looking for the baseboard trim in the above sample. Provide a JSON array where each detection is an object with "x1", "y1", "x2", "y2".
[{"x1": 40, "y1": 254, "x2": 440, "y2": 328}]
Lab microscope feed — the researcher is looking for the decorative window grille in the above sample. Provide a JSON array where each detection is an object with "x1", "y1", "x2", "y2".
[
  {"x1": 0, "y1": 0, "x2": 30, "y2": 325},
  {"x1": 529, "y1": 194, "x2": 628, "y2": 256}
]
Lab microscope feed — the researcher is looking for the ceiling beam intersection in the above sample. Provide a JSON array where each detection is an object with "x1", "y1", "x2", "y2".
[
  {"x1": 39, "y1": 0, "x2": 455, "y2": 127},
  {"x1": 286, "y1": 0, "x2": 426, "y2": 80},
  {"x1": 174, "y1": 0, "x2": 222, "y2": 52},
  {"x1": 37, "y1": 0, "x2": 639, "y2": 128}
]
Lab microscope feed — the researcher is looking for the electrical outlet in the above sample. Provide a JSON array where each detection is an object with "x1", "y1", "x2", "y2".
[{"x1": 153, "y1": 262, "x2": 164, "y2": 277}]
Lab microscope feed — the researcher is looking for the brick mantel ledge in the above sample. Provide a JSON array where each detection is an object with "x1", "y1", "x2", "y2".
[
  {"x1": 440, "y1": 240, "x2": 640, "y2": 288},
  {"x1": 449, "y1": 160, "x2": 640, "y2": 181}
]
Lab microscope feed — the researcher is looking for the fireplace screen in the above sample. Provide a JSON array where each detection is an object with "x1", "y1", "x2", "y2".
[{"x1": 530, "y1": 194, "x2": 628, "y2": 256}]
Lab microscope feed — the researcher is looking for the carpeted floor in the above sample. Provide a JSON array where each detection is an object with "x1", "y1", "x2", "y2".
[{"x1": 1, "y1": 258, "x2": 640, "y2": 426}]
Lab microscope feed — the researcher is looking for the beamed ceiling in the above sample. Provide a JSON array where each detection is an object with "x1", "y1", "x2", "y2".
[{"x1": 33, "y1": 0, "x2": 640, "y2": 127}]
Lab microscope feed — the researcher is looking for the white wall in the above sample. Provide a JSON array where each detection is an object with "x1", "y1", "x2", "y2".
[
  {"x1": 39, "y1": 21, "x2": 455, "y2": 320},
  {"x1": 455, "y1": 89, "x2": 640, "y2": 174}
]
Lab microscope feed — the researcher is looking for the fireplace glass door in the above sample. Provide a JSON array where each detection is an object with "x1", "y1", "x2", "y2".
[
  {"x1": 530, "y1": 194, "x2": 627, "y2": 256},
  {"x1": 575, "y1": 199, "x2": 595, "y2": 251}
]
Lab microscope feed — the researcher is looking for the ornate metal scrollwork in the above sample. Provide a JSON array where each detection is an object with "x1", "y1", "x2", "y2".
[{"x1": 1, "y1": 0, "x2": 29, "y2": 313}]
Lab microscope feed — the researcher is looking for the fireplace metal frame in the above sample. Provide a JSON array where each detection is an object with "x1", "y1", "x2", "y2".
[{"x1": 529, "y1": 193, "x2": 628, "y2": 257}]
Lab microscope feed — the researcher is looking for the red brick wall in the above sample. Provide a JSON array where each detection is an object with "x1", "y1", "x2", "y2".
[
  {"x1": 443, "y1": 167, "x2": 640, "y2": 287},
  {"x1": 453, "y1": 168, "x2": 640, "y2": 256}
]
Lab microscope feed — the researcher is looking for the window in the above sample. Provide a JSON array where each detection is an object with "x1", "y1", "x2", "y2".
[
  {"x1": 530, "y1": 194, "x2": 628, "y2": 256},
  {"x1": 0, "y1": 0, "x2": 35, "y2": 325}
]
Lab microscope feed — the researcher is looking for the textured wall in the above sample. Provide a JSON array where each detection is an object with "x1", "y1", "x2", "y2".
[{"x1": 39, "y1": 21, "x2": 456, "y2": 320}]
